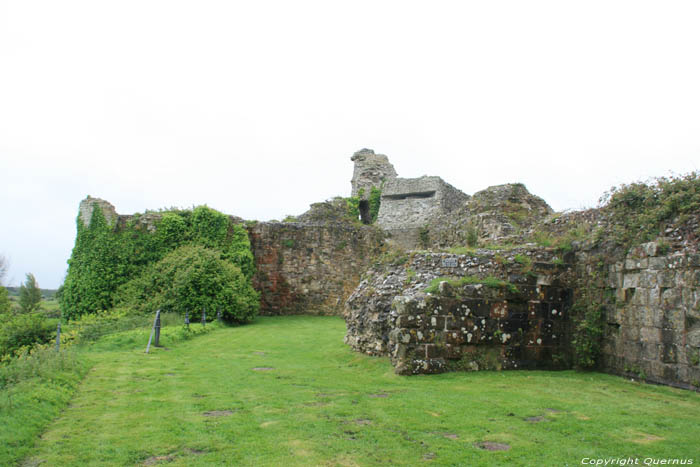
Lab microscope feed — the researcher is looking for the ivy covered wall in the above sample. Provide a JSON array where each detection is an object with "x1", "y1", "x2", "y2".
[{"x1": 60, "y1": 197, "x2": 259, "y2": 323}]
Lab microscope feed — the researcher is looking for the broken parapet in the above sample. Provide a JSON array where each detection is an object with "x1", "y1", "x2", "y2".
[
  {"x1": 350, "y1": 148, "x2": 398, "y2": 199},
  {"x1": 78, "y1": 196, "x2": 118, "y2": 227}
]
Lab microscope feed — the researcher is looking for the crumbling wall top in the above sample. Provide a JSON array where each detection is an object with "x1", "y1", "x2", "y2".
[
  {"x1": 350, "y1": 148, "x2": 398, "y2": 199},
  {"x1": 78, "y1": 196, "x2": 118, "y2": 227}
]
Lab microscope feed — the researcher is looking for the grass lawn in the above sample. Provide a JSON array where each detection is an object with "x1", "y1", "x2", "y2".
[{"x1": 19, "y1": 316, "x2": 700, "y2": 466}]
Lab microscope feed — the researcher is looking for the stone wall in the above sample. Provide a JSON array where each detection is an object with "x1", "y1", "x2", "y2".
[
  {"x1": 345, "y1": 249, "x2": 575, "y2": 374},
  {"x1": 377, "y1": 176, "x2": 470, "y2": 248},
  {"x1": 583, "y1": 241, "x2": 700, "y2": 389},
  {"x1": 248, "y1": 221, "x2": 385, "y2": 316}
]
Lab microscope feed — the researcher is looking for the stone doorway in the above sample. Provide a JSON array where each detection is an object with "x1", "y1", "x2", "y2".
[{"x1": 359, "y1": 200, "x2": 371, "y2": 224}]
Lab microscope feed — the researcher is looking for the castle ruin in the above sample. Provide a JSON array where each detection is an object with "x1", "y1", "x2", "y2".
[{"x1": 76, "y1": 148, "x2": 700, "y2": 390}]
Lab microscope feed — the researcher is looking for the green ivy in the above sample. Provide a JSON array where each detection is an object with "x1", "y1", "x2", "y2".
[
  {"x1": 369, "y1": 186, "x2": 382, "y2": 223},
  {"x1": 346, "y1": 196, "x2": 360, "y2": 221},
  {"x1": 60, "y1": 204, "x2": 257, "y2": 321}
]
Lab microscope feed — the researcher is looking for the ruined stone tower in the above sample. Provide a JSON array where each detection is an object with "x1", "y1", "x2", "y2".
[
  {"x1": 78, "y1": 196, "x2": 118, "y2": 227},
  {"x1": 350, "y1": 148, "x2": 397, "y2": 199}
]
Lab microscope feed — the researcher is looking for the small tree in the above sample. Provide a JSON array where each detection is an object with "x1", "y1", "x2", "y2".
[
  {"x1": 0, "y1": 255, "x2": 11, "y2": 314},
  {"x1": 0, "y1": 286, "x2": 10, "y2": 314},
  {"x1": 19, "y1": 273, "x2": 42, "y2": 313}
]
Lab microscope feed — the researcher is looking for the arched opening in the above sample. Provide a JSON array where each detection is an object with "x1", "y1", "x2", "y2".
[{"x1": 359, "y1": 200, "x2": 371, "y2": 224}]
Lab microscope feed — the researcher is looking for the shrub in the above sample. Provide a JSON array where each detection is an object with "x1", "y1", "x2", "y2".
[
  {"x1": 0, "y1": 313, "x2": 55, "y2": 358},
  {"x1": 115, "y1": 245, "x2": 259, "y2": 324},
  {"x1": 571, "y1": 296, "x2": 605, "y2": 369},
  {"x1": 601, "y1": 172, "x2": 700, "y2": 247},
  {"x1": 466, "y1": 224, "x2": 479, "y2": 247},
  {"x1": 346, "y1": 196, "x2": 360, "y2": 221}
]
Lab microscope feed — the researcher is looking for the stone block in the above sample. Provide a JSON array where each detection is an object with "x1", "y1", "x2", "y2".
[
  {"x1": 682, "y1": 286, "x2": 699, "y2": 308},
  {"x1": 648, "y1": 287, "x2": 661, "y2": 306},
  {"x1": 642, "y1": 306, "x2": 663, "y2": 328},
  {"x1": 661, "y1": 287, "x2": 681, "y2": 309},
  {"x1": 631, "y1": 287, "x2": 650, "y2": 306},
  {"x1": 663, "y1": 308, "x2": 685, "y2": 330},
  {"x1": 661, "y1": 344, "x2": 679, "y2": 364},
  {"x1": 392, "y1": 296, "x2": 412, "y2": 315},
  {"x1": 687, "y1": 329, "x2": 700, "y2": 347},
  {"x1": 445, "y1": 331, "x2": 464, "y2": 345},
  {"x1": 396, "y1": 315, "x2": 418, "y2": 328},
  {"x1": 623, "y1": 273, "x2": 640, "y2": 289},
  {"x1": 608, "y1": 272, "x2": 623, "y2": 288},
  {"x1": 464, "y1": 328, "x2": 480, "y2": 344},
  {"x1": 393, "y1": 344, "x2": 409, "y2": 360},
  {"x1": 446, "y1": 315, "x2": 464, "y2": 331},
  {"x1": 615, "y1": 287, "x2": 626, "y2": 303},
  {"x1": 662, "y1": 363, "x2": 679, "y2": 382},
  {"x1": 648, "y1": 257, "x2": 668, "y2": 270},
  {"x1": 445, "y1": 344, "x2": 462, "y2": 360},
  {"x1": 425, "y1": 344, "x2": 444, "y2": 359},
  {"x1": 640, "y1": 327, "x2": 661, "y2": 343},
  {"x1": 428, "y1": 315, "x2": 446, "y2": 330},
  {"x1": 661, "y1": 328, "x2": 677, "y2": 345},
  {"x1": 413, "y1": 358, "x2": 447, "y2": 374},
  {"x1": 639, "y1": 271, "x2": 659, "y2": 288},
  {"x1": 621, "y1": 325, "x2": 640, "y2": 342},
  {"x1": 641, "y1": 241, "x2": 659, "y2": 257},
  {"x1": 641, "y1": 342, "x2": 660, "y2": 360}
]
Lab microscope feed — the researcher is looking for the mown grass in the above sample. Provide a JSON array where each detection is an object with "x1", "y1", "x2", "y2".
[{"x1": 14, "y1": 316, "x2": 700, "y2": 466}]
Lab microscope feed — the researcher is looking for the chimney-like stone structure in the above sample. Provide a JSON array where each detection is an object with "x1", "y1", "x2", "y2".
[
  {"x1": 350, "y1": 148, "x2": 397, "y2": 199},
  {"x1": 78, "y1": 196, "x2": 118, "y2": 227}
]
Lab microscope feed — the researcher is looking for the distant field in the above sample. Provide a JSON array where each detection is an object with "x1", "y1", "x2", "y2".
[
  {"x1": 11, "y1": 316, "x2": 699, "y2": 466},
  {"x1": 4, "y1": 287, "x2": 57, "y2": 299},
  {"x1": 6, "y1": 294, "x2": 61, "y2": 315}
]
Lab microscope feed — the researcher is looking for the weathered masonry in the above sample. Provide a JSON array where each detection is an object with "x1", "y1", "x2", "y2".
[
  {"x1": 247, "y1": 221, "x2": 384, "y2": 316},
  {"x1": 377, "y1": 177, "x2": 470, "y2": 249},
  {"x1": 345, "y1": 249, "x2": 575, "y2": 375},
  {"x1": 580, "y1": 241, "x2": 700, "y2": 389}
]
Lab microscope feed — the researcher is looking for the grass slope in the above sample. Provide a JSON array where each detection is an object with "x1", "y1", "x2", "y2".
[{"x1": 21, "y1": 316, "x2": 700, "y2": 466}]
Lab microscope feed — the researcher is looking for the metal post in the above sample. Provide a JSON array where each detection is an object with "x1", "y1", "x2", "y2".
[
  {"x1": 185, "y1": 310, "x2": 190, "y2": 329},
  {"x1": 56, "y1": 322, "x2": 61, "y2": 352},
  {"x1": 145, "y1": 309, "x2": 161, "y2": 354},
  {"x1": 154, "y1": 311, "x2": 161, "y2": 347},
  {"x1": 201, "y1": 306, "x2": 206, "y2": 326}
]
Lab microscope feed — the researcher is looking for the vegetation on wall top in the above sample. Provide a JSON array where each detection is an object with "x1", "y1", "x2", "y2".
[{"x1": 600, "y1": 172, "x2": 700, "y2": 247}]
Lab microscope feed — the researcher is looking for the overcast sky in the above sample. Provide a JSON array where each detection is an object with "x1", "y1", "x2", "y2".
[{"x1": 1, "y1": 1, "x2": 699, "y2": 289}]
